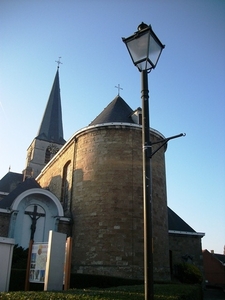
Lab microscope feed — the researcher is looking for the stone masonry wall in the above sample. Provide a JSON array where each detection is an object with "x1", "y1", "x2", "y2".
[
  {"x1": 37, "y1": 124, "x2": 170, "y2": 281},
  {"x1": 169, "y1": 233, "x2": 204, "y2": 276},
  {"x1": 203, "y1": 250, "x2": 225, "y2": 286},
  {"x1": 37, "y1": 142, "x2": 75, "y2": 205},
  {"x1": 71, "y1": 125, "x2": 170, "y2": 280},
  {"x1": 151, "y1": 133, "x2": 170, "y2": 280}
]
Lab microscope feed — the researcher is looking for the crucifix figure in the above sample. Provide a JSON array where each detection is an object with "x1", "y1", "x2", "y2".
[
  {"x1": 55, "y1": 57, "x2": 62, "y2": 69},
  {"x1": 25, "y1": 205, "x2": 45, "y2": 240},
  {"x1": 115, "y1": 84, "x2": 123, "y2": 96}
]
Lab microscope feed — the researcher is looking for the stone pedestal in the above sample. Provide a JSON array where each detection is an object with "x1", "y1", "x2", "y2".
[{"x1": 44, "y1": 231, "x2": 66, "y2": 291}]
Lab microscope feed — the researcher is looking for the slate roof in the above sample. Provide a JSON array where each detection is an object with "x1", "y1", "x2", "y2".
[
  {"x1": 0, "y1": 177, "x2": 41, "y2": 209},
  {"x1": 168, "y1": 207, "x2": 196, "y2": 233},
  {"x1": 203, "y1": 250, "x2": 225, "y2": 266},
  {"x1": 89, "y1": 95, "x2": 135, "y2": 125},
  {"x1": 214, "y1": 253, "x2": 225, "y2": 265},
  {"x1": 0, "y1": 172, "x2": 23, "y2": 194},
  {"x1": 36, "y1": 69, "x2": 66, "y2": 145}
]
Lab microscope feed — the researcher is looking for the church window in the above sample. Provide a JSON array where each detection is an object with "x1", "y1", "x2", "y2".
[
  {"x1": 138, "y1": 113, "x2": 142, "y2": 125},
  {"x1": 61, "y1": 161, "x2": 71, "y2": 211},
  {"x1": 27, "y1": 148, "x2": 33, "y2": 163},
  {"x1": 45, "y1": 148, "x2": 51, "y2": 163},
  {"x1": 45, "y1": 144, "x2": 59, "y2": 164},
  {"x1": 131, "y1": 108, "x2": 142, "y2": 125}
]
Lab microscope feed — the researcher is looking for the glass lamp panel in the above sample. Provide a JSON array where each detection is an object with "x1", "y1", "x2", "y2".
[
  {"x1": 136, "y1": 60, "x2": 151, "y2": 71},
  {"x1": 148, "y1": 35, "x2": 163, "y2": 67},
  {"x1": 126, "y1": 33, "x2": 149, "y2": 65}
]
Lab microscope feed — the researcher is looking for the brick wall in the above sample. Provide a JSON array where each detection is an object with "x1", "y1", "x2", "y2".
[
  {"x1": 203, "y1": 250, "x2": 225, "y2": 287},
  {"x1": 37, "y1": 124, "x2": 170, "y2": 280}
]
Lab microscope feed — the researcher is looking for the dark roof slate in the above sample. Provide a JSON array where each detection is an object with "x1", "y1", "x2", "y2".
[
  {"x1": 89, "y1": 95, "x2": 135, "y2": 125},
  {"x1": 214, "y1": 253, "x2": 225, "y2": 264},
  {"x1": 36, "y1": 69, "x2": 66, "y2": 145},
  {"x1": 0, "y1": 172, "x2": 23, "y2": 193},
  {"x1": 0, "y1": 177, "x2": 41, "y2": 209},
  {"x1": 168, "y1": 207, "x2": 196, "y2": 233}
]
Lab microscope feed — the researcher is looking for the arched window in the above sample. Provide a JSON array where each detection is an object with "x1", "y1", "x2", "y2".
[
  {"x1": 61, "y1": 161, "x2": 71, "y2": 211},
  {"x1": 45, "y1": 144, "x2": 59, "y2": 164}
]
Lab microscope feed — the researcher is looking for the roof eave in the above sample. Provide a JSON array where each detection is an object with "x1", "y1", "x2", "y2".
[{"x1": 169, "y1": 230, "x2": 205, "y2": 237}]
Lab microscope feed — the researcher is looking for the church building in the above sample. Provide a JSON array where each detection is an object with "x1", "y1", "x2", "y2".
[{"x1": 0, "y1": 68, "x2": 204, "y2": 281}]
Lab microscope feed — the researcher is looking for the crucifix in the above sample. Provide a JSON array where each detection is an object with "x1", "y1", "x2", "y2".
[
  {"x1": 115, "y1": 84, "x2": 123, "y2": 96},
  {"x1": 25, "y1": 205, "x2": 45, "y2": 240},
  {"x1": 55, "y1": 56, "x2": 62, "y2": 69}
]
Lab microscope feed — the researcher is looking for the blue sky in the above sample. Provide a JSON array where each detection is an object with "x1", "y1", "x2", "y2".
[{"x1": 0, "y1": 0, "x2": 224, "y2": 254}]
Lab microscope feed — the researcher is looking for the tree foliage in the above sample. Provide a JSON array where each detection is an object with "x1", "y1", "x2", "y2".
[
  {"x1": 175, "y1": 262, "x2": 203, "y2": 284},
  {"x1": 12, "y1": 245, "x2": 28, "y2": 269}
]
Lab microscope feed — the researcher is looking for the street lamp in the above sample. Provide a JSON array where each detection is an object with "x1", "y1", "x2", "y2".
[{"x1": 122, "y1": 23, "x2": 165, "y2": 300}]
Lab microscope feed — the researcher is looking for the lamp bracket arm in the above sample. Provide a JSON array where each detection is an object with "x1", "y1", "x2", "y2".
[{"x1": 150, "y1": 133, "x2": 186, "y2": 158}]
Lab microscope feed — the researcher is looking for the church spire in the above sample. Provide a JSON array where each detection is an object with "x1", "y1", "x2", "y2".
[
  {"x1": 23, "y1": 68, "x2": 66, "y2": 178},
  {"x1": 36, "y1": 69, "x2": 65, "y2": 145}
]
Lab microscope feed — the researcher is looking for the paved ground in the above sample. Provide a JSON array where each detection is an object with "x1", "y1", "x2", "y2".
[{"x1": 204, "y1": 288, "x2": 225, "y2": 300}]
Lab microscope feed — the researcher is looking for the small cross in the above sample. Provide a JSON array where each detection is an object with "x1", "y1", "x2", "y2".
[
  {"x1": 25, "y1": 205, "x2": 45, "y2": 240},
  {"x1": 115, "y1": 84, "x2": 123, "y2": 96},
  {"x1": 55, "y1": 57, "x2": 62, "y2": 69}
]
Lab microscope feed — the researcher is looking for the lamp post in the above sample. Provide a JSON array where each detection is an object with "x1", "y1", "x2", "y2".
[{"x1": 122, "y1": 23, "x2": 165, "y2": 300}]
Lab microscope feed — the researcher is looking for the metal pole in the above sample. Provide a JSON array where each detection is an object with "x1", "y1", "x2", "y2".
[{"x1": 141, "y1": 69, "x2": 154, "y2": 300}]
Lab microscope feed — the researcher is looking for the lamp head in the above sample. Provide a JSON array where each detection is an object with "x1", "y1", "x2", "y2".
[{"x1": 122, "y1": 23, "x2": 165, "y2": 72}]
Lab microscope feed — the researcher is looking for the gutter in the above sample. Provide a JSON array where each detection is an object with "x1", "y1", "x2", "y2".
[{"x1": 169, "y1": 230, "x2": 205, "y2": 237}]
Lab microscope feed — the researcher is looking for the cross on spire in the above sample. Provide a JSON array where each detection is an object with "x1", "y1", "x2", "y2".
[
  {"x1": 55, "y1": 57, "x2": 62, "y2": 69},
  {"x1": 115, "y1": 84, "x2": 123, "y2": 96}
]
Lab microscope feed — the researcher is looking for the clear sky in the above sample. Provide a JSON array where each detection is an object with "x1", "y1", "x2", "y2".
[{"x1": 0, "y1": 0, "x2": 224, "y2": 254}]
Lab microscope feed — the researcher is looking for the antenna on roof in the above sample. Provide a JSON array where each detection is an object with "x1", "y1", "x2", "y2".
[
  {"x1": 55, "y1": 57, "x2": 62, "y2": 69},
  {"x1": 8, "y1": 165, "x2": 11, "y2": 172},
  {"x1": 115, "y1": 84, "x2": 123, "y2": 96}
]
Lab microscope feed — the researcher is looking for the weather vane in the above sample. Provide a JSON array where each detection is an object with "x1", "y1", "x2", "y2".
[
  {"x1": 55, "y1": 57, "x2": 62, "y2": 69},
  {"x1": 115, "y1": 84, "x2": 123, "y2": 96}
]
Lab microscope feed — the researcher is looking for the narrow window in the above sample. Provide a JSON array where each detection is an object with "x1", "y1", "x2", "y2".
[
  {"x1": 45, "y1": 148, "x2": 51, "y2": 163},
  {"x1": 61, "y1": 161, "x2": 71, "y2": 211},
  {"x1": 138, "y1": 113, "x2": 142, "y2": 125}
]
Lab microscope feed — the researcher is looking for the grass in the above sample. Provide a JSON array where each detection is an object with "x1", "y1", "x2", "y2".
[{"x1": 0, "y1": 284, "x2": 202, "y2": 300}]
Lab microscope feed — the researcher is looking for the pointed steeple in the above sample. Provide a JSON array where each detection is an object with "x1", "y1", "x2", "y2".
[
  {"x1": 23, "y1": 68, "x2": 66, "y2": 179},
  {"x1": 36, "y1": 69, "x2": 65, "y2": 145}
]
